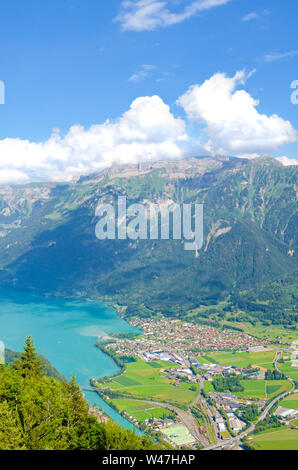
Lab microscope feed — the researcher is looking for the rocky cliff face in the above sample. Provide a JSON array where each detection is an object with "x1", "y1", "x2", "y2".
[{"x1": 0, "y1": 156, "x2": 296, "y2": 325}]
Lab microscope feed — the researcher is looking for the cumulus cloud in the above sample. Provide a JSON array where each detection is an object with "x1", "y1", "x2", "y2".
[
  {"x1": 0, "y1": 71, "x2": 296, "y2": 185},
  {"x1": 115, "y1": 0, "x2": 232, "y2": 32},
  {"x1": 276, "y1": 156, "x2": 298, "y2": 166},
  {"x1": 177, "y1": 70, "x2": 297, "y2": 155},
  {"x1": 0, "y1": 96, "x2": 189, "y2": 184}
]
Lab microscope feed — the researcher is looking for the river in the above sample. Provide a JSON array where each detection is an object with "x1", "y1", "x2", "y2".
[{"x1": 0, "y1": 290, "x2": 141, "y2": 433}]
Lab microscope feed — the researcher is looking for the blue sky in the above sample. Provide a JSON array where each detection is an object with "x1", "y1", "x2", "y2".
[{"x1": 0, "y1": 0, "x2": 297, "y2": 183}]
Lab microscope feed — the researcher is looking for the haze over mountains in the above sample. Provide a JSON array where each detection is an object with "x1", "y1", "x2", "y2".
[{"x1": 0, "y1": 156, "x2": 296, "y2": 328}]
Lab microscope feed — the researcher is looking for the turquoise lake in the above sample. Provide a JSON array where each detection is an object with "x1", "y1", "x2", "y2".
[{"x1": 0, "y1": 291, "x2": 141, "y2": 433}]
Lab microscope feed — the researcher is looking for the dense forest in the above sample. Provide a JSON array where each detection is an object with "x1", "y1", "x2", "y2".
[{"x1": 0, "y1": 337, "x2": 160, "y2": 451}]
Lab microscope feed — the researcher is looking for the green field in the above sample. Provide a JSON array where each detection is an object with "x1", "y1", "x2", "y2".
[
  {"x1": 203, "y1": 380, "x2": 214, "y2": 394},
  {"x1": 220, "y1": 321, "x2": 298, "y2": 343},
  {"x1": 252, "y1": 428, "x2": 298, "y2": 450},
  {"x1": 235, "y1": 380, "x2": 292, "y2": 399},
  {"x1": 279, "y1": 392, "x2": 298, "y2": 410},
  {"x1": 278, "y1": 361, "x2": 298, "y2": 381},
  {"x1": 197, "y1": 350, "x2": 276, "y2": 370},
  {"x1": 99, "y1": 359, "x2": 199, "y2": 404},
  {"x1": 110, "y1": 399, "x2": 175, "y2": 423},
  {"x1": 162, "y1": 425, "x2": 194, "y2": 445}
]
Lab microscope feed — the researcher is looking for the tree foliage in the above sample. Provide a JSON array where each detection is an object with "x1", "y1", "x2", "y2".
[{"x1": 0, "y1": 337, "x2": 160, "y2": 451}]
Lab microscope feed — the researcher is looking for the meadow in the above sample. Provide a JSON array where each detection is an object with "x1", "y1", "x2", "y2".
[
  {"x1": 100, "y1": 359, "x2": 200, "y2": 404},
  {"x1": 252, "y1": 428, "x2": 298, "y2": 450},
  {"x1": 221, "y1": 321, "x2": 298, "y2": 343},
  {"x1": 278, "y1": 361, "x2": 298, "y2": 381},
  {"x1": 279, "y1": 392, "x2": 298, "y2": 410},
  {"x1": 236, "y1": 380, "x2": 292, "y2": 399},
  {"x1": 110, "y1": 399, "x2": 175, "y2": 423},
  {"x1": 203, "y1": 381, "x2": 214, "y2": 394},
  {"x1": 197, "y1": 350, "x2": 276, "y2": 370}
]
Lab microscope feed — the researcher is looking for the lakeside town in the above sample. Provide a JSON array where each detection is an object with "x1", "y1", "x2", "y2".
[
  {"x1": 108, "y1": 317, "x2": 270, "y2": 361},
  {"x1": 92, "y1": 316, "x2": 298, "y2": 449}
]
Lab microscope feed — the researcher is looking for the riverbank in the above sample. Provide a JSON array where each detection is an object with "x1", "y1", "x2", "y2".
[
  {"x1": 0, "y1": 290, "x2": 143, "y2": 432},
  {"x1": 89, "y1": 339, "x2": 147, "y2": 435}
]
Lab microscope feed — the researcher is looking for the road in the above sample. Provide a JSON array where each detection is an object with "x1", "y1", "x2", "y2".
[{"x1": 203, "y1": 349, "x2": 297, "y2": 450}]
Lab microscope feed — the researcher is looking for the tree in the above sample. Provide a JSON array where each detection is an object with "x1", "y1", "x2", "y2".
[
  {"x1": 0, "y1": 400, "x2": 25, "y2": 450},
  {"x1": 0, "y1": 338, "x2": 161, "y2": 450},
  {"x1": 13, "y1": 337, "x2": 45, "y2": 378}
]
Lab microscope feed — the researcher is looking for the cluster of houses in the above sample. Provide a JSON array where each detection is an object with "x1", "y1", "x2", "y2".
[
  {"x1": 89, "y1": 405, "x2": 109, "y2": 424},
  {"x1": 127, "y1": 317, "x2": 269, "y2": 355},
  {"x1": 145, "y1": 416, "x2": 177, "y2": 432}
]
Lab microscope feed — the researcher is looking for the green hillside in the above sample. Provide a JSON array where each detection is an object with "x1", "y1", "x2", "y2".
[
  {"x1": 4, "y1": 348, "x2": 66, "y2": 383},
  {"x1": 0, "y1": 156, "x2": 296, "y2": 328},
  {"x1": 0, "y1": 337, "x2": 160, "y2": 450}
]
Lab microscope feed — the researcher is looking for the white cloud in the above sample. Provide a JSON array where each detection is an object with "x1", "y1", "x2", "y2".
[
  {"x1": 276, "y1": 156, "x2": 298, "y2": 166},
  {"x1": 129, "y1": 70, "x2": 149, "y2": 83},
  {"x1": 241, "y1": 9, "x2": 270, "y2": 22},
  {"x1": 0, "y1": 96, "x2": 189, "y2": 184},
  {"x1": 129, "y1": 64, "x2": 156, "y2": 82},
  {"x1": 115, "y1": 0, "x2": 232, "y2": 32},
  {"x1": 142, "y1": 64, "x2": 156, "y2": 70},
  {"x1": 262, "y1": 50, "x2": 298, "y2": 63},
  {"x1": 241, "y1": 12, "x2": 258, "y2": 22},
  {"x1": 177, "y1": 70, "x2": 297, "y2": 155},
  {"x1": 0, "y1": 71, "x2": 296, "y2": 185},
  {"x1": 236, "y1": 153, "x2": 260, "y2": 160}
]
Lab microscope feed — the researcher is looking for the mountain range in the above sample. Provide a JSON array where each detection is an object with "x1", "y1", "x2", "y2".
[{"x1": 0, "y1": 156, "x2": 296, "y2": 329}]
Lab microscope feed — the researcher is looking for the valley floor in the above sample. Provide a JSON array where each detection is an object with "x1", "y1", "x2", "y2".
[{"x1": 93, "y1": 316, "x2": 298, "y2": 450}]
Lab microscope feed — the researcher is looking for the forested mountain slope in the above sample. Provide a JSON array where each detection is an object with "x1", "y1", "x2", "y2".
[
  {"x1": 0, "y1": 338, "x2": 159, "y2": 450},
  {"x1": 0, "y1": 156, "x2": 296, "y2": 327}
]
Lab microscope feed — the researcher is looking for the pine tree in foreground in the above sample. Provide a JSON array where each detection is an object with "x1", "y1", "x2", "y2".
[
  {"x1": 0, "y1": 337, "x2": 162, "y2": 450},
  {"x1": 12, "y1": 336, "x2": 45, "y2": 378}
]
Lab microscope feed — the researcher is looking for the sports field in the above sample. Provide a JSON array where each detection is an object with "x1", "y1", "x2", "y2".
[
  {"x1": 197, "y1": 350, "x2": 276, "y2": 370},
  {"x1": 162, "y1": 425, "x2": 194, "y2": 445},
  {"x1": 110, "y1": 399, "x2": 175, "y2": 423},
  {"x1": 252, "y1": 428, "x2": 298, "y2": 450},
  {"x1": 100, "y1": 359, "x2": 200, "y2": 404}
]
